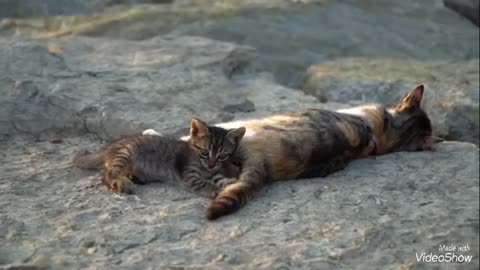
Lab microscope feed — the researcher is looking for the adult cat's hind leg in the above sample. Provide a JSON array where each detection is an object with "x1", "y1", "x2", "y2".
[{"x1": 102, "y1": 167, "x2": 135, "y2": 194}]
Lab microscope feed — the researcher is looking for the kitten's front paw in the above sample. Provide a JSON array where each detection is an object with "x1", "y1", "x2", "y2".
[
  {"x1": 214, "y1": 177, "x2": 238, "y2": 188},
  {"x1": 207, "y1": 190, "x2": 220, "y2": 199},
  {"x1": 109, "y1": 177, "x2": 135, "y2": 194}
]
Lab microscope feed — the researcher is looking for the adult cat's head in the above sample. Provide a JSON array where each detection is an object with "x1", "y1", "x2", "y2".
[
  {"x1": 355, "y1": 85, "x2": 443, "y2": 154},
  {"x1": 188, "y1": 118, "x2": 245, "y2": 170}
]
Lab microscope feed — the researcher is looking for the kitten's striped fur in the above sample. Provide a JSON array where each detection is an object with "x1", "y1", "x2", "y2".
[
  {"x1": 72, "y1": 118, "x2": 245, "y2": 198},
  {"x1": 180, "y1": 85, "x2": 439, "y2": 220}
]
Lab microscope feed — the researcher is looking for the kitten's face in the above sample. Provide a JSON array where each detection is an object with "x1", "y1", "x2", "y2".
[
  {"x1": 188, "y1": 118, "x2": 245, "y2": 171},
  {"x1": 387, "y1": 85, "x2": 441, "y2": 152}
]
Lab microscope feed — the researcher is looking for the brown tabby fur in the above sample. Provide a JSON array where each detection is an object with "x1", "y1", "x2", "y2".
[
  {"x1": 71, "y1": 119, "x2": 245, "y2": 198},
  {"x1": 189, "y1": 85, "x2": 441, "y2": 220}
]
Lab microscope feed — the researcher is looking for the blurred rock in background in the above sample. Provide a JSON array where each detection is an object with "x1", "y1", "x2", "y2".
[
  {"x1": 444, "y1": 0, "x2": 479, "y2": 26},
  {"x1": 1, "y1": 0, "x2": 478, "y2": 143},
  {"x1": 0, "y1": 0, "x2": 176, "y2": 18}
]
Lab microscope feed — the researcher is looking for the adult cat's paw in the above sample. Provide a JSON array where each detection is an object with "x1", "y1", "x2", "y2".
[
  {"x1": 206, "y1": 194, "x2": 240, "y2": 220},
  {"x1": 109, "y1": 177, "x2": 135, "y2": 194}
]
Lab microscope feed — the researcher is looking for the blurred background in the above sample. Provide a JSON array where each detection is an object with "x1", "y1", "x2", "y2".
[
  {"x1": 0, "y1": 0, "x2": 478, "y2": 142},
  {"x1": 1, "y1": 0, "x2": 478, "y2": 87}
]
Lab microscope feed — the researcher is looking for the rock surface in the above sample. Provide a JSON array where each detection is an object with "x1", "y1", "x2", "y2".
[
  {"x1": 0, "y1": 35, "x2": 322, "y2": 141},
  {"x1": 1, "y1": 0, "x2": 478, "y2": 88},
  {"x1": 0, "y1": 0, "x2": 479, "y2": 269},
  {"x1": 1, "y1": 136, "x2": 478, "y2": 269},
  {"x1": 0, "y1": 0, "x2": 175, "y2": 18}
]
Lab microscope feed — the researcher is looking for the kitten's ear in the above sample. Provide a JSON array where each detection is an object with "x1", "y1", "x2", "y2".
[
  {"x1": 395, "y1": 84, "x2": 424, "y2": 111},
  {"x1": 226, "y1": 127, "x2": 246, "y2": 145},
  {"x1": 190, "y1": 118, "x2": 209, "y2": 138}
]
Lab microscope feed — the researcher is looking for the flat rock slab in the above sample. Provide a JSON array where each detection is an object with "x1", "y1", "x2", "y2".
[
  {"x1": 0, "y1": 135, "x2": 478, "y2": 269},
  {"x1": 0, "y1": 35, "x2": 321, "y2": 141}
]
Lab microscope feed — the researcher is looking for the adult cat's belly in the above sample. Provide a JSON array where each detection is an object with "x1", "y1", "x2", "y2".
[{"x1": 239, "y1": 127, "x2": 316, "y2": 181}]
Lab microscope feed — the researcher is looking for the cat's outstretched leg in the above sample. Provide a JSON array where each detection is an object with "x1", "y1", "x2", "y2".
[{"x1": 206, "y1": 164, "x2": 265, "y2": 220}]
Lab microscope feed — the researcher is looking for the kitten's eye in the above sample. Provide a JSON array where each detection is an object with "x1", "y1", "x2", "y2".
[
  {"x1": 200, "y1": 149, "x2": 209, "y2": 157},
  {"x1": 217, "y1": 153, "x2": 228, "y2": 160}
]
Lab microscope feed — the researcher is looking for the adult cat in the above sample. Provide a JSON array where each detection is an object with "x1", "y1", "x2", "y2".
[{"x1": 164, "y1": 85, "x2": 441, "y2": 220}]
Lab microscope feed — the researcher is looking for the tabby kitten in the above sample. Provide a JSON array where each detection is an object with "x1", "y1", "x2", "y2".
[
  {"x1": 179, "y1": 85, "x2": 440, "y2": 220},
  {"x1": 72, "y1": 118, "x2": 245, "y2": 198}
]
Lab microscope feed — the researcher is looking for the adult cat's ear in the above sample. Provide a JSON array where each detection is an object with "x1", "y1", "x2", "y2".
[
  {"x1": 190, "y1": 118, "x2": 209, "y2": 138},
  {"x1": 395, "y1": 84, "x2": 424, "y2": 111},
  {"x1": 226, "y1": 127, "x2": 246, "y2": 145}
]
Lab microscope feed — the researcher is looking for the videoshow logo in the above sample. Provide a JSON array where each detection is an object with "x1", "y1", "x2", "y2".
[{"x1": 416, "y1": 244, "x2": 473, "y2": 264}]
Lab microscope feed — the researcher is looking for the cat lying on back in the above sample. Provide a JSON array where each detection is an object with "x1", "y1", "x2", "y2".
[
  {"x1": 146, "y1": 84, "x2": 441, "y2": 220},
  {"x1": 72, "y1": 118, "x2": 246, "y2": 198}
]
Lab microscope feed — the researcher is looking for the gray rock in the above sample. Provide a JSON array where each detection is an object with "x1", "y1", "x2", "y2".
[
  {"x1": 1, "y1": 35, "x2": 320, "y2": 141},
  {"x1": 303, "y1": 58, "x2": 480, "y2": 144},
  {"x1": 1, "y1": 0, "x2": 478, "y2": 89},
  {"x1": 172, "y1": 0, "x2": 479, "y2": 88},
  {"x1": 444, "y1": 0, "x2": 480, "y2": 26},
  {"x1": 223, "y1": 99, "x2": 256, "y2": 113},
  {"x1": 0, "y1": 0, "x2": 96, "y2": 18},
  {"x1": 0, "y1": 0, "x2": 174, "y2": 18}
]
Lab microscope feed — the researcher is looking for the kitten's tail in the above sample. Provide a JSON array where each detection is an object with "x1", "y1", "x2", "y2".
[
  {"x1": 70, "y1": 149, "x2": 107, "y2": 169},
  {"x1": 206, "y1": 181, "x2": 259, "y2": 220}
]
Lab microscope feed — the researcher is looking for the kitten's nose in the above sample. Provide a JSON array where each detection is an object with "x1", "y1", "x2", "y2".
[{"x1": 207, "y1": 161, "x2": 216, "y2": 168}]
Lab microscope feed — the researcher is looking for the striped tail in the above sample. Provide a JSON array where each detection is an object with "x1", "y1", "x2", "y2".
[
  {"x1": 206, "y1": 181, "x2": 259, "y2": 220},
  {"x1": 71, "y1": 149, "x2": 107, "y2": 169}
]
